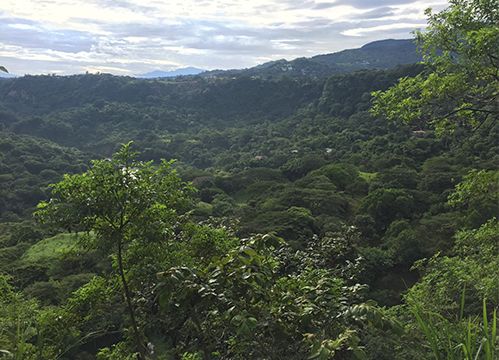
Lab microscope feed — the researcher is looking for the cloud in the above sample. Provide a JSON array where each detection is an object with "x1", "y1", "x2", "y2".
[
  {"x1": 358, "y1": 7, "x2": 397, "y2": 19},
  {"x1": 313, "y1": 2, "x2": 336, "y2": 10},
  {"x1": 341, "y1": 22, "x2": 426, "y2": 37},
  {"x1": 333, "y1": 0, "x2": 417, "y2": 8},
  {"x1": 0, "y1": 0, "x2": 448, "y2": 75},
  {"x1": 1, "y1": 20, "x2": 95, "y2": 53}
]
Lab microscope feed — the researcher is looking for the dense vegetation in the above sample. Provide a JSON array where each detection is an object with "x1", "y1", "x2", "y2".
[{"x1": 0, "y1": 0, "x2": 497, "y2": 359}]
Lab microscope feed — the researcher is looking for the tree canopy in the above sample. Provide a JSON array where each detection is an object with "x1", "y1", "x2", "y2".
[
  {"x1": 371, "y1": 0, "x2": 499, "y2": 134},
  {"x1": 35, "y1": 143, "x2": 192, "y2": 358}
]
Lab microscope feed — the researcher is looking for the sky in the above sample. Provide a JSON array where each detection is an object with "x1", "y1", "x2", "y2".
[{"x1": 0, "y1": 0, "x2": 448, "y2": 76}]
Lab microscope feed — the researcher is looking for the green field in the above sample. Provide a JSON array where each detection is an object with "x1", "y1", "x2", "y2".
[{"x1": 22, "y1": 233, "x2": 85, "y2": 263}]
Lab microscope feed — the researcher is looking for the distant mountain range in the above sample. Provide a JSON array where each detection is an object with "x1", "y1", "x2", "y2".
[
  {"x1": 201, "y1": 39, "x2": 421, "y2": 79},
  {"x1": 138, "y1": 67, "x2": 205, "y2": 78}
]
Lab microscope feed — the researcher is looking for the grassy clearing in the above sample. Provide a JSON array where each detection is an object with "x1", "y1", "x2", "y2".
[
  {"x1": 22, "y1": 233, "x2": 82, "y2": 263},
  {"x1": 359, "y1": 171, "x2": 377, "y2": 182}
]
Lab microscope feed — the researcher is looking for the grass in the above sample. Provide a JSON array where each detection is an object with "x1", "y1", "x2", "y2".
[
  {"x1": 358, "y1": 171, "x2": 377, "y2": 182},
  {"x1": 22, "y1": 233, "x2": 83, "y2": 263},
  {"x1": 411, "y1": 294, "x2": 497, "y2": 360}
]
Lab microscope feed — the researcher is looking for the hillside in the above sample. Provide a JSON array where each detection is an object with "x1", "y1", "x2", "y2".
[
  {"x1": 1, "y1": 61, "x2": 495, "y2": 288},
  {"x1": 202, "y1": 39, "x2": 420, "y2": 79}
]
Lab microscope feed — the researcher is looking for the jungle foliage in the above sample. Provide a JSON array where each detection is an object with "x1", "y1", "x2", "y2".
[{"x1": 0, "y1": 1, "x2": 497, "y2": 358}]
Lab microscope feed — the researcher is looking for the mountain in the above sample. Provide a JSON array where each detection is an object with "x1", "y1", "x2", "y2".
[
  {"x1": 138, "y1": 67, "x2": 205, "y2": 78},
  {"x1": 203, "y1": 39, "x2": 420, "y2": 79},
  {"x1": 311, "y1": 39, "x2": 420, "y2": 69}
]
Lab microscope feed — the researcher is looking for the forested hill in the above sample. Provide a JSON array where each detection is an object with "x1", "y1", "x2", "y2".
[
  {"x1": 0, "y1": 8, "x2": 498, "y2": 358},
  {"x1": 201, "y1": 38, "x2": 420, "y2": 78},
  {"x1": 0, "y1": 40, "x2": 421, "y2": 118},
  {"x1": 0, "y1": 72, "x2": 322, "y2": 117},
  {"x1": 0, "y1": 64, "x2": 427, "y2": 162}
]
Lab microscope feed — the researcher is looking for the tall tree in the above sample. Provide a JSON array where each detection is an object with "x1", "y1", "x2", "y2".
[
  {"x1": 371, "y1": 0, "x2": 498, "y2": 134},
  {"x1": 35, "y1": 142, "x2": 192, "y2": 359}
]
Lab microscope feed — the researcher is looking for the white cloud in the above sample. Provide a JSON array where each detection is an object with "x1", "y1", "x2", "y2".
[
  {"x1": 341, "y1": 22, "x2": 427, "y2": 37},
  {"x1": 0, "y1": 0, "x2": 449, "y2": 75}
]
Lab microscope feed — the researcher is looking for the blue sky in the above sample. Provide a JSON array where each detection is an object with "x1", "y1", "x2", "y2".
[{"x1": 0, "y1": 0, "x2": 448, "y2": 75}]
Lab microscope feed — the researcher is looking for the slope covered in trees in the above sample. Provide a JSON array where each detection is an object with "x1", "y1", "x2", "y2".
[
  {"x1": 0, "y1": 1, "x2": 497, "y2": 358},
  {"x1": 202, "y1": 38, "x2": 421, "y2": 79}
]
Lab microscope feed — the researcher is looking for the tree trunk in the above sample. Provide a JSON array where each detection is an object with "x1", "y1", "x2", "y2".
[{"x1": 117, "y1": 237, "x2": 147, "y2": 359}]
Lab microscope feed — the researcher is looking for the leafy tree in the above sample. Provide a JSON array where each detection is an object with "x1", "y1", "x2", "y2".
[
  {"x1": 447, "y1": 169, "x2": 499, "y2": 227},
  {"x1": 35, "y1": 143, "x2": 192, "y2": 359},
  {"x1": 281, "y1": 154, "x2": 326, "y2": 180},
  {"x1": 372, "y1": 0, "x2": 499, "y2": 134},
  {"x1": 157, "y1": 233, "x2": 389, "y2": 359},
  {"x1": 311, "y1": 163, "x2": 360, "y2": 191},
  {"x1": 405, "y1": 219, "x2": 499, "y2": 359},
  {"x1": 359, "y1": 188, "x2": 416, "y2": 232},
  {"x1": 0, "y1": 275, "x2": 39, "y2": 360}
]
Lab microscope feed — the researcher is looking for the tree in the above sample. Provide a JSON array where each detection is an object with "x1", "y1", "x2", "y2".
[
  {"x1": 405, "y1": 219, "x2": 499, "y2": 359},
  {"x1": 157, "y1": 233, "x2": 388, "y2": 359},
  {"x1": 447, "y1": 169, "x2": 499, "y2": 227},
  {"x1": 359, "y1": 188, "x2": 416, "y2": 232},
  {"x1": 371, "y1": 0, "x2": 498, "y2": 134},
  {"x1": 35, "y1": 142, "x2": 192, "y2": 359},
  {"x1": 0, "y1": 275, "x2": 39, "y2": 360}
]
